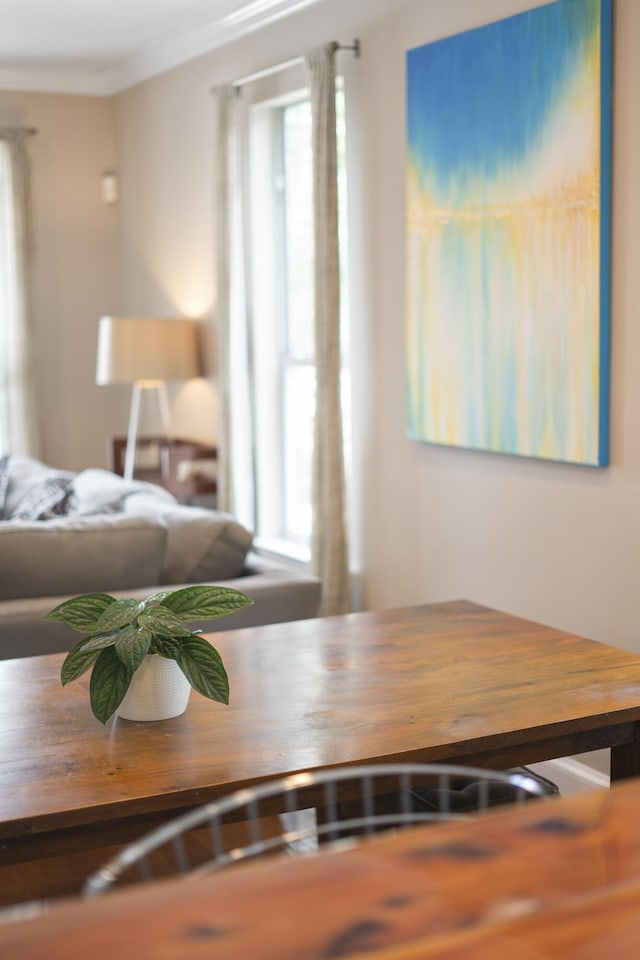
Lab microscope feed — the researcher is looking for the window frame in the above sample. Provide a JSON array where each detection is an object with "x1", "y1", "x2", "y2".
[{"x1": 248, "y1": 81, "x2": 350, "y2": 557}]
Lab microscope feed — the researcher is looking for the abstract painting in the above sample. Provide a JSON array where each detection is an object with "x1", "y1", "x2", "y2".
[{"x1": 405, "y1": 0, "x2": 612, "y2": 465}]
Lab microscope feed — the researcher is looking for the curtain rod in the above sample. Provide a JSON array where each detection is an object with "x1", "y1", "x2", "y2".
[
  {"x1": 223, "y1": 39, "x2": 360, "y2": 90},
  {"x1": 0, "y1": 126, "x2": 37, "y2": 134}
]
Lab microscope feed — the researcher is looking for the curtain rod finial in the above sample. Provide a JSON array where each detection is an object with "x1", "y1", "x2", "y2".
[{"x1": 332, "y1": 38, "x2": 360, "y2": 57}]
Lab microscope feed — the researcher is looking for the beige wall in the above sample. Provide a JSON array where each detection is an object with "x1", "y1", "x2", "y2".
[
  {"x1": 359, "y1": 0, "x2": 640, "y2": 658},
  {"x1": 113, "y1": 63, "x2": 221, "y2": 444},
  {"x1": 0, "y1": 90, "x2": 123, "y2": 470}
]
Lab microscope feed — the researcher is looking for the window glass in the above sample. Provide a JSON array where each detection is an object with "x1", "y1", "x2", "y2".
[
  {"x1": 251, "y1": 85, "x2": 349, "y2": 549},
  {"x1": 283, "y1": 363, "x2": 315, "y2": 539},
  {"x1": 283, "y1": 100, "x2": 314, "y2": 360}
]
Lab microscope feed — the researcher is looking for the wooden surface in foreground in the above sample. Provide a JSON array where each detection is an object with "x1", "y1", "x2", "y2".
[{"x1": 2, "y1": 775, "x2": 640, "y2": 959}]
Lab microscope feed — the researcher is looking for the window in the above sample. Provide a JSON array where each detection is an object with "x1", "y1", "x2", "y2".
[{"x1": 250, "y1": 85, "x2": 350, "y2": 557}]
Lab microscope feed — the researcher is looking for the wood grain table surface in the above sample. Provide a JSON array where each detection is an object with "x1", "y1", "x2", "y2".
[
  {"x1": 3, "y1": 599, "x2": 640, "y2": 867},
  {"x1": 3, "y1": 771, "x2": 640, "y2": 959}
]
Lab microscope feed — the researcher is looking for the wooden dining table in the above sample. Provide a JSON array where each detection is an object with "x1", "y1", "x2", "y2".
[
  {"x1": 3, "y1": 598, "x2": 640, "y2": 905},
  {"x1": 2, "y1": 772, "x2": 640, "y2": 959}
]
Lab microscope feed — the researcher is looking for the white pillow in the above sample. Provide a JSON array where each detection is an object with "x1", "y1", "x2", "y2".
[
  {"x1": 71, "y1": 468, "x2": 177, "y2": 515},
  {"x1": 4, "y1": 456, "x2": 75, "y2": 518}
]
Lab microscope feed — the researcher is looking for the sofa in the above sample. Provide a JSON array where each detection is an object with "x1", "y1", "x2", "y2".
[{"x1": 0, "y1": 455, "x2": 321, "y2": 660}]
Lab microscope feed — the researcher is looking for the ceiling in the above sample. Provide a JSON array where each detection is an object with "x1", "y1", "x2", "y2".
[{"x1": 0, "y1": 0, "x2": 322, "y2": 96}]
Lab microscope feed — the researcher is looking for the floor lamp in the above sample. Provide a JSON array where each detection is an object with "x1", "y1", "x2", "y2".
[{"x1": 96, "y1": 316, "x2": 201, "y2": 481}]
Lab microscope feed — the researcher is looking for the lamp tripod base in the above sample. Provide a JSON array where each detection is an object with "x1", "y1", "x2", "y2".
[{"x1": 124, "y1": 381, "x2": 172, "y2": 482}]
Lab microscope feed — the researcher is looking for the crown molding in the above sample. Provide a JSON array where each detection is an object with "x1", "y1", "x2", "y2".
[
  {"x1": 107, "y1": 0, "x2": 322, "y2": 93},
  {"x1": 0, "y1": 0, "x2": 324, "y2": 97}
]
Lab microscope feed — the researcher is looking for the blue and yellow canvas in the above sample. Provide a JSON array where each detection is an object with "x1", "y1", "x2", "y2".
[{"x1": 405, "y1": 0, "x2": 611, "y2": 465}]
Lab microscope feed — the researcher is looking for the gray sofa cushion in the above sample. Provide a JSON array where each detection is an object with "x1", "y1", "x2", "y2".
[
  {"x1": 0, "y1": 456, "x2": 252, "y2": 604},
  {"x1": 0, "y1": 514, "x2": 167, "y2": 601},
  {"x1": 128, "y1": 504, "x2": 253, "y2": 584}
]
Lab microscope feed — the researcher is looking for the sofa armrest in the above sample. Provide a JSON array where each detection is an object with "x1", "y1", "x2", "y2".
[
  {"x1": 0, "y1": 552, "x2": 322, "y2": 660},
  {"x1": 190, "y1": 552, "x2": 322, "y2": 632}
]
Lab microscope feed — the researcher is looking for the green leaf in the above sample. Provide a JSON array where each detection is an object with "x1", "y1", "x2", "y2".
[
  {"x1": 93, "y1": 598, "x2": 139, "y2": 634},
  {"x1": 141, "y1": 591, "x2": 171, "y2": 608},
  {"x1": 114, "y1": 625, "x2": 152, "y2": 672},
  {"x1": 89, "y1": 647, "x2": 134, "y2": 724},
  {"x1": 177, "y1": 635, "x2": 229, "y2": 704},
  {"x1": 80, "y1": 632, "x2": 120, "y2": 652},
  {"x1": 138, "y1": 606, "x2": 192, "y2": 638},
  {"x1": 45, "y1": 594, "x2": 117, "y2": 633},
  {"x1": 60, "y1": 636, "x2": 102, "y2": 686},
  {"x1": 151, "y1": 636, "x2": 182, "y2": 659},
  {"x1": 161, "y1": 586, "x2": 253, "y2": 622}
]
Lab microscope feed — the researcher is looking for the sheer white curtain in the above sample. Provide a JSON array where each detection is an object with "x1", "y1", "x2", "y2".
[
  {"x1": 214, "y1": 86, "x2": 234, "y2": 513},
  {"x1": 213, "y1": 87, "x2": 254, "y2": 529},
  {"x1": 0, "y1": 128, "x2": 40, "y2": 456},
  {"x1": 306, "y1": 45, "x2": 350, "y2": 616}
]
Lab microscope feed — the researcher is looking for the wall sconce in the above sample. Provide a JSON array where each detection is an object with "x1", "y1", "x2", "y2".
[{"x1": 100, "y1": 172, "x2": 119, "y2": 206}]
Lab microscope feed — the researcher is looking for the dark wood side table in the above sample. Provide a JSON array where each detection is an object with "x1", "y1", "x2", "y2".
[{"x1": 108, "y1": 435, "x2": 217, "y2": 505}]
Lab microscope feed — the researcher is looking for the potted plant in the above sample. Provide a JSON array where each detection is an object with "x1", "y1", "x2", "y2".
[{"x1": 45, "y1": 585, "x2": 253, "y2": 724}]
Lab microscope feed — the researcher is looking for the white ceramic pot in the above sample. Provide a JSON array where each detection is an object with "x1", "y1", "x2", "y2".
[{"x1": 116, "y1": 655, "x2": 191, "y2": 722}]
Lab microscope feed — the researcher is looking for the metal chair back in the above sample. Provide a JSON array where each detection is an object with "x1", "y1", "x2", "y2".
[{"x1": 84, "y1": 763, "x2": 549, "y2": 895}]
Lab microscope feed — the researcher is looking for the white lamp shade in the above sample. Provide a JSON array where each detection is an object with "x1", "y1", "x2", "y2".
[{"x1": 96, "y1": 316, "x2": 201, "y2": 385}]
